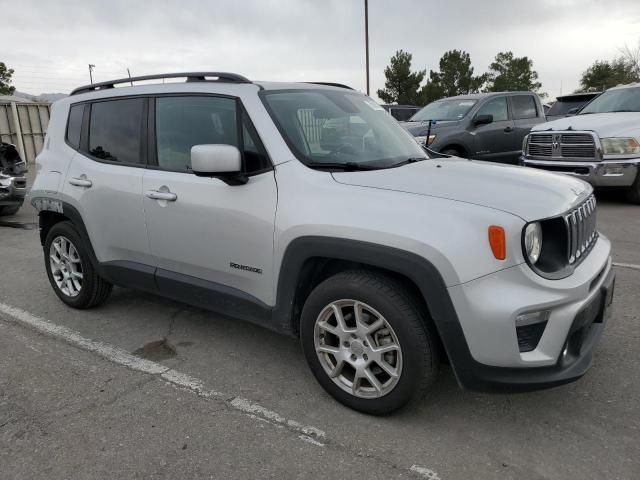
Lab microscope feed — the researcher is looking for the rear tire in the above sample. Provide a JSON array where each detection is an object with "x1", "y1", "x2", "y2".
[
  {"x1": 0, "y1": 204, "x2": 21, "y2": 216},
  {"x1": 300, "y1": 270, "x2": 439, "y2": 415},
  {"x1": 44, "y1": 221, "x2": 112, "y2": 309},
  {"x1": 626, "y1": 172, "x2": 640, "y2": 204}
]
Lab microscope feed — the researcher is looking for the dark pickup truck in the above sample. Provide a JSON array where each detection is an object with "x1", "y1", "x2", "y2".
[{"x1": 401, "y1": 92, "x2": 546, "y2": 164}]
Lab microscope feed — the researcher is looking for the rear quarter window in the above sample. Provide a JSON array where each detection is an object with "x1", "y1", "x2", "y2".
[{"x1": 66, "y1": 104, "x2": 84, "y2": 149}]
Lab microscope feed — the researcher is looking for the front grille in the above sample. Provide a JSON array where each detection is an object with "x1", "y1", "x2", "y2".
[
  {"x1": 564, "y1": 195, "x2": 598, "y2": 265},
  {"x1": 527, "y1": 132, "x2": 597, "y2": 160}
]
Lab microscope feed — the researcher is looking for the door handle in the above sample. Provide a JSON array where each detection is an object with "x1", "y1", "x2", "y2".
[
  {"x1": 69, "y1": 176, "x2": 93, "y2": 188},
  {"x1": 503, "y1": 126, "x2": 514, "y2": 133},
  {"x1": 145, "y1": 190, "x2": 177, "y2": 201}
]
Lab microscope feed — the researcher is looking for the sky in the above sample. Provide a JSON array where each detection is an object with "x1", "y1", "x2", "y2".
[{"x1": 3, "y1": 0, "x2": 640, "y2": 101}]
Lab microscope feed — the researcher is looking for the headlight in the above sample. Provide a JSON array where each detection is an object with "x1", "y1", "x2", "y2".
[
  {"x1": 524, "y1": 222, "x2": 543, "y2": 264},
  {"x1": 414, "y1": 134, "x2": 436, "y2": 146},
  {"x1": 601, "y1": 137, "x2": 640, "y2": 156},
  {"x1": 522, "y1": 134, "x2": 529, "y2": 153}
]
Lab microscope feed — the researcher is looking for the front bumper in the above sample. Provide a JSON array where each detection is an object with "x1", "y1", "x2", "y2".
[
  {"x1": 521, "y1": 156, "x2": 639, "y2": 188},
  {"x1": 0, "y1": 175, "x2": 27, "y2": 206},
  {"x1": 446, "y1": 234, "x2": 614, "y2": 393}
]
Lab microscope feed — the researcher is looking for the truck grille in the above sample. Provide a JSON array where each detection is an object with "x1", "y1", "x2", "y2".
[
  {"x1": 527, "y1": 132, "x2": 597, "y2": 160},
  {"x1": 564, "y1": 195, "x2": 598, "y2": 265}
]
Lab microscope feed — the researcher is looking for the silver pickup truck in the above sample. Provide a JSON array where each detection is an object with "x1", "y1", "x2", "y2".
[{"x1": 521, "y1": 83, "x2": 640, "y2": 203}]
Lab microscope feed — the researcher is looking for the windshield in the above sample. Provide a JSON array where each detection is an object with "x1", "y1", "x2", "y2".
[
  {"x1": 409, "y1": 99, "x2": 477, "y2": 122},
  {"x1": 261, "y1": 90, "x2": 427, "y2": 169},
  {"x1": 579, "y1": 87, "x2": 640, "y2": 114}
]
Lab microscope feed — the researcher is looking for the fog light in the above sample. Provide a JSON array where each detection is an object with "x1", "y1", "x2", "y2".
[
  {"x1": 516, "y1": 310, "x2": 550, "y2": 352},
  {"x1": 602, "y1": 166, "x2": 624, "y2": 176},
  {"x1": 516, "y1": 310, "x2": 550, "y2": 327}
]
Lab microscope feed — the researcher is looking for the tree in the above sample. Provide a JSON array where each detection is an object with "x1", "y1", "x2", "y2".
[
  {"x1": 0, "y1": 62, "x2": 15, "y2": 95},
  {"x1": 377, "y1": 50, "x2": 425, "y2": 105},
  {"x1": 485, "y1": 52, "x2": 542, "y2": 93},
  {"x1": 418, "y1": 50, "x2": 486, "y2": 104},
  {"x1": 579, "y1": 58, "x2": 637, "y2": 91},
  {"x1": 619, "y1": 40, "x2": 640, "y2": 79}
]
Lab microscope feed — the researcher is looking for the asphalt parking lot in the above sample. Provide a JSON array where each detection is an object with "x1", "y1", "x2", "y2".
[{"x1": 1, "y1": 180, "x2": 639, "y2": 479}]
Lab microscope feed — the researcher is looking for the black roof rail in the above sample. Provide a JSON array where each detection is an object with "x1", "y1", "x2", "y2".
[
  {"x1": 305, "y1": 82, "x2": 354, "y2": 90},
  {"x1": 70, "y1": 72, "x2": 251, "y2": 96}
]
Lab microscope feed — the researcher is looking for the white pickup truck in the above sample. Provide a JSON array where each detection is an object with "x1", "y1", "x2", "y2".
[{"x1": 521, "y1": 83, "x2": 640, "y2": 203}]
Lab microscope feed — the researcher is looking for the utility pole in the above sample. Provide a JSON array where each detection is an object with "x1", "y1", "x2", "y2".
[
  {"x1": 88, "y1": 64, "x2": 95, "y2": 84},
  {"x1": 364, "y1": 0, "x2": 370, "y2": 95}
]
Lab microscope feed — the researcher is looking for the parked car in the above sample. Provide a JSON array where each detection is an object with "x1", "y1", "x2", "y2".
[
  {"x1": 381, "y1": 104, "x2": 421, "y2": 121},
  {"x1": 31, "y1": 72, "x2": 614, "y2": 414},
  {"x1": 401, "y1": 92, "x2": 546, "y2": 164},
  {"x1": 522, "y1": 83, "x2": 640, "y2": 203},
  {"x1": 545, "y1": 92, "x2": 601, "y2": 121},
  {"x1": 0, "y1": 142, "x2": 28, "y2": 216}
]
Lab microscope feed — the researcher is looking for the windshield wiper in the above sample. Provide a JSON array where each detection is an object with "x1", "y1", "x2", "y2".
[
  {"x1": 386, "y1": 157, "x2": 428, "y2": 168},
  {"x1": 306, "y1": 162, "x2": 379, "y2": 171},
  {"x1": 610, "y1": 109, "x2": 638, "y2": 112}
]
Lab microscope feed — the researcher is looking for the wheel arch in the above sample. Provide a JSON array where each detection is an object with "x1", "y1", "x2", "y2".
[{"x1": 273, "y1": 237, "x2": 467, "y2": 365}]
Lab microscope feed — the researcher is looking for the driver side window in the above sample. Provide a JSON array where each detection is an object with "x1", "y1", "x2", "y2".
[{"x1": 477, "y1": 96, "x2": 509, "y2": 122}]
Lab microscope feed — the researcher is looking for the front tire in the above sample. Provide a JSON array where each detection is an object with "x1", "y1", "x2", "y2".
[
  {"x1": 0, "y1": 204, "x2": 21, "y2": 216},
  {"x1": 300, "y1": 270, "x2": 439, "y2": 415},
  {"x1": 626, "y1": 171, "x2": 640, "y2": 204},
  {"x1": 44, "y1": 221, "x2": 112, "y2": 308}
]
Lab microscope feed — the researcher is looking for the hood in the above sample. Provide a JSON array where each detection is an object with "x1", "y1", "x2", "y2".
[
  {"x1": 400, "y1": 120, "x2": 460, "y2": 136},
  {"x1": 332, "y1": 158, "x2": 592, "y2": 221},
  {"x1": 0, "y1": 142, "x2": 27, "y2": 176},
  {"x1": 533, "y1": 112, "x2": 640, "y2": 137}
]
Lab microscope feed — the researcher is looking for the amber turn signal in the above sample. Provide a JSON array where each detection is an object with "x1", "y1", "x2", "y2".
[{"x1": 488, "y1": 226, "x2": 506, "y2": 260}]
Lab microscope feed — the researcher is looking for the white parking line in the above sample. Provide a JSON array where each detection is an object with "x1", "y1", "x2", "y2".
[
  {"x1": 0, "y1": 301, "x2": 442, "y2": 478},
  {"x1": 613, "y1": 262, "x2": 640, "y2": 271},
  {"x1": 0, "y1": 301, "x2": 324, "y2": 442}
]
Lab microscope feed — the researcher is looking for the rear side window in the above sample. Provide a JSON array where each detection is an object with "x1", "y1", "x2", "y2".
[
  {"x1": 511, "y1": 95, "x2": 538, "y2": 119},
  {"x1": 476, "y1": 96, "x2": 508, "y2": 122},
  {"x1": 88, "y1": 98, "x2": 144, "y2": 164},
  {"x1": 66, "y1": 104, "x2": 84, "y2": 149}
]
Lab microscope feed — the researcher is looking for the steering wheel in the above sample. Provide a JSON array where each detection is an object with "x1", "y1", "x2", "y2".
[{"x1": 331, "y1": 143, "x2": 358, "y2": 155}]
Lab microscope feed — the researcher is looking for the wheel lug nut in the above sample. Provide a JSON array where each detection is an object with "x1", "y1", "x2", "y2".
[
  {"x1": 363, "y1": 354, "x2": 368, "y2": 361},
  {"x1": 350, "y1": 354, "x2": 357, "y2": 361}
]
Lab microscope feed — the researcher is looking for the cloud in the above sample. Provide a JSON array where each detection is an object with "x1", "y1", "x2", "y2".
[{"x1": 4, "y1": 0, "x2": 640, "y2": 99}]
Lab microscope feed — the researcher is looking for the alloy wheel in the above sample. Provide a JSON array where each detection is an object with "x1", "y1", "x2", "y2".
[{"x1": 49, "y1": 236, "x2": 83, "y2": 297}]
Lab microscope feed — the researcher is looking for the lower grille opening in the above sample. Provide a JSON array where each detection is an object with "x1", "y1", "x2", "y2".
[
  {"x1": 517, "y1": 321, "x2": 548, "y2": 352},
  {"x1": 528, "y1": 165, "x2": 590, "y2": 175}
]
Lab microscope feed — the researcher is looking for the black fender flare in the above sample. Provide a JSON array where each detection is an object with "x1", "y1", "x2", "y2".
[{"x1": 272, "y1": 236, "x2": 477, "y2": 382}]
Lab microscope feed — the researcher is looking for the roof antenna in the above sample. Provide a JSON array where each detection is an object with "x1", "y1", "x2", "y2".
[{"x1": 127, "y1": 68, "x2": 133, "y2": 86}]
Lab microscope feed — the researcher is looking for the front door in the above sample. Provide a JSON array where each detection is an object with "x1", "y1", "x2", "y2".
[{"x1": 142, "y1": 95, "x2": 277, "y2": 306}]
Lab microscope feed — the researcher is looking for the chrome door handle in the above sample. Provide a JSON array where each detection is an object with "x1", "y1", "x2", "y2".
[
  {"x1": 145, "y1": 190, "x2": 177, "y2": 201},
  {"x1": 69, "y1": 177, "x2": 93, "y2": 188}
]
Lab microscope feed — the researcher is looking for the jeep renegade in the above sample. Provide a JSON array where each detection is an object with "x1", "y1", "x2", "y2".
[{"x1": 30, "y1": 72, "x2": 615, "y2": 414}]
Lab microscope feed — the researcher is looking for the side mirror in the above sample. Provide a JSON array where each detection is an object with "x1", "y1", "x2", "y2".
[
  {"x1": 473, "y1": 114, "x2": 493, "y2": 126},
  {"x1": 190, "y1": 144, "x2": 247, "y2": 185},
  {"x1": 567, "y1": 107, "x2": 579, "y2": 115}
]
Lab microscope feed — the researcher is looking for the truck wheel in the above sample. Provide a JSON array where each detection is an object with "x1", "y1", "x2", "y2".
[
  {"x1": 0, "y1": 204, "x2": 21, "y2": 216},
  {"x1": 626, "y1": 172, "x2": 640, "y2": 204},
  {"x1": 44, "y1": 221, "x2": 112, "y2": 309},
  {"x1": 300, "y1": 270, "x2": 439, "y2": 415},
  {"x1": 441, "y1": 148, "x2": 461, "y2": 157}
]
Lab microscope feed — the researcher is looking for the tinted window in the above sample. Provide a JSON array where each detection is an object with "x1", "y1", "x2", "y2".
[
  {"x1": 66, "y1": 104, "x2": 84, "y2": 149},
  {"x1": 241, "y1": 109, "x2": 271, "y2": 173},
  {"x1": 88, "y1": 99, "x2": 143, "y2": 164},
  {"x1": 155, "y1": 96, "x2": 237, "y2": 173},
  {"x1": 511, "y1": 95, "x2": 538, "y2": 119},
  {"x1": 410, "y1": 99, "x2": 477, "y2": 121},
  {"x1": 476, "y1": 97, "x2": 508, "y2": 122},
  {"x1": 546, "y1": 98, "x2": 591, "y2": 116}
]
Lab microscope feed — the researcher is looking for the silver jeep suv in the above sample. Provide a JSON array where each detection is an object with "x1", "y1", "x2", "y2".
[{"x1": 31, "y1": 72, "x2": 615, "y2": 414}]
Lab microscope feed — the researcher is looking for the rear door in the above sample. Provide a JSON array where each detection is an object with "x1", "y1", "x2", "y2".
[
  {"x1": 63, "y1": 97, "x2": 153, "y2": 267},
  {"x1": 471, "y1": 95, "x2": 516, "y2": 163},
  {"x1": 510, "y1": 94, "x2": 545, "y2": 161},
  {"x1": 142, "y1": 95, "x2": 277, "y2": 306}
]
